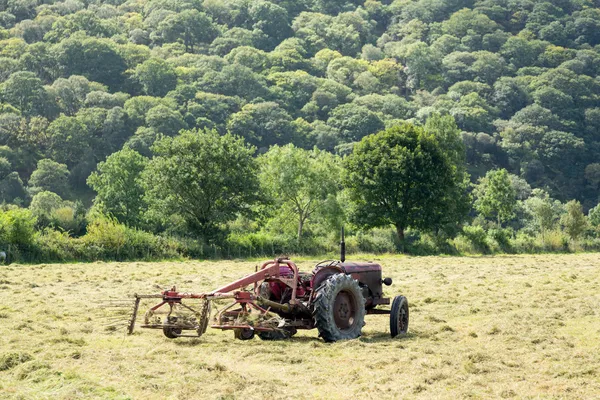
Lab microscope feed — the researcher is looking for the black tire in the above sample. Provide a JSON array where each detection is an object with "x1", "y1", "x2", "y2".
[
  {"x1": 163, "y1": 316, "x2": 182, "y2": 339},
  {"x1": 258, "y1": 327, "x2": 297, "y2": 341},
  {"x1": 390, "y1": 295, "x2": 409, "y2": 338},
  {"x1": 313, "y1": 273, "x2": 365, "y2": 342},
  {"x1": 234, "y1": 328, "x2": 255, "y2": 340}
]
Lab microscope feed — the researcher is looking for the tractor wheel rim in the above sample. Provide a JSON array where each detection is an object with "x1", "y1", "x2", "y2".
[
  {"x1": 398, "y1": 306, "x2": 407, "y2": 332},
  {"x1": 334, "y1": 291, "x2": 356, "y2": 331}
]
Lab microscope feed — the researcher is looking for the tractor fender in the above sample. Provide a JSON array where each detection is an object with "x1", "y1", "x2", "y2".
[{"x1": 311, "y1": 266, "x2": 344, "y2": 290}]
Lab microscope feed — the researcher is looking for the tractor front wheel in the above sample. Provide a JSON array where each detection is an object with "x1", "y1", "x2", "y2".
[
  {"x1": 390, "y1": 295, "x2": 409, "y2": 338},
  {"x1": 313, "y1": 274, "x2": 365, "y2": 342}
]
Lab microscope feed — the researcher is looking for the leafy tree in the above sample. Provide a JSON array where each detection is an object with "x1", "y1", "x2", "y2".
[
  {"x1": 0, "y1": 163, "x2": 26, "y2": 205},
  {"x1": 474, "y1": 169, "x2": 517, "y2": 227},
  {"x1": 157, "y1": 10, "x2": 218, "y2": 53},
  {"x1": 1, "y1": 71, "x2": 47, "y2": 116},
  {"x1": 143, "y1": 129, "x2": 260, "y2": 239},
  {"x1": 53, "y1": 37, "x2": 128, "y2": 90},
  {"x1": 145, "y1": 105, "x2": 187, "y2": 136},
  {"x1": 259, "y1": 145, "x2": 340, "y2": 241},
  {"x1": 523, "y1": 189, "x2": 562, "y2": 240},
  {"x1": 49, "y1": 75, "x2": 106, "y2": 116},
  {"x1": 133, "y1": 59, "x2": 177, "y2": 97},
  {"x1": 87, "y1": 148, "x2": 148, "y2": 228},
  {"x1": 589, "y1": 204, "x2": 600, "y2": 230},
  {"x1": 28, "y1": 159, "x2": 70, "y2": 198},
  {"x1": 424, "y1": 113, "x2": 471, "y2": 235},
  {"x1": 0, "y1": 207, "x2": 36, "y2": 248},
  {"x1": 227, "y1": 102, "x2": 298, "y2": 149},
  {"x1": 560, "y1": 200, "x2": 588, "y2": 243},
  {"x1": 327, "y1": 103, "x2": 385, "y2": 143},
  {"x1": 29, "y1": 190, "x2": 64, "y2": 222},
  {"x1": 344, "y1": 123, "x2": 458, "y2": 247},
  {"x1": 46, "y1": 115, "x2": 91, "y2": 167}
]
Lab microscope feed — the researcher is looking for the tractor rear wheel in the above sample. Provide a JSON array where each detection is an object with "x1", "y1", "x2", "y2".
[
  {"x1": 313, "y1": 274, "x2": 365, "y2": 342},
  {"x1": 390, "y1": 295, "x2": 409, "y2": 338},
  {"x1": 258, "y1": 327, "x2": 297, "y2": 341}
]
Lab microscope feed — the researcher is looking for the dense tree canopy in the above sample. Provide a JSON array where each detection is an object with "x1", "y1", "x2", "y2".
[{"x1": 0, "y1": 0, "x2": 600, "y2": 257}]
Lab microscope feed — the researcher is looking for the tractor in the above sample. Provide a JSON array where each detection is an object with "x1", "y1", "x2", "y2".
[{"x1": 127, "y1": 231, "x2": 409, "y2": 342}]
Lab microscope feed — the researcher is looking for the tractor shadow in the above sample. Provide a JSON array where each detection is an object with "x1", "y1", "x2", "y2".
[{"x1": 359, "y1": 331, "x2": 420, "y2": 343}]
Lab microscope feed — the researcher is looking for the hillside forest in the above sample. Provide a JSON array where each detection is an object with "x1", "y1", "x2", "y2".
[{"x1": 1, "y1": 0, "x2": 600, "y2": 261}]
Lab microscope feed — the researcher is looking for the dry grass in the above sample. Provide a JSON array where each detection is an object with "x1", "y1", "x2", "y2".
[{"x1": 1, "y1": 254, "x2": 600, "y2": 399}]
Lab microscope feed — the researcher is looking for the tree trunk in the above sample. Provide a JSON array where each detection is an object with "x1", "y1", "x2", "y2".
[
  {"x1": 297, "y1": 215, "x2": 304, "y2": 243},
  {"x1": 395, "y1": 224, "x2": 406, "y2": 253}
]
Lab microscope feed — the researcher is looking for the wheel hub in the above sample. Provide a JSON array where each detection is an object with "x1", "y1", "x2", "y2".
[{"x1": 334, "y1": 291, "x2": 356, "y2": 330}]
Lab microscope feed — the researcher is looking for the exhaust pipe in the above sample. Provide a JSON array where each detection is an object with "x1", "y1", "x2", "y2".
[{"x1": 340, "y1": 226, "x2": 345, "y2": 263}]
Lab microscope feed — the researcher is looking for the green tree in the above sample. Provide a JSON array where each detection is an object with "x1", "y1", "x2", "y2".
[
  {"x1": 143, "y1": 129, "x2": 260, "y2": 240},
  {"x1": 134, "y1": 58, "x2": 177, "y2": 97},
  {"x1": 259, "y1": 144, "x2": 341, "y2": 241},
  {"x1": 53, "y1": 37, "x2": 128, "y2": 90},
  {"x1": 157, "y1": 10, "x2": 219, "y2": 53},
  {"x1": 560, "y1": 200, "x2": 588, "y2": 244},
  {"x1": 327, "y1": 103, "x2": 385, "y2": 143},
  {"x1": 145, "y1": 105, "x2": 187, "y2": 136},
  {"x1": 46, "y1": 115, "x2": 91, "y2": 167},
  {"x1": 344, "y1": 123, "x2": 458, "y2": 247},
  {"x1": 474, "y1": 169, "x2": 517, "y2": 227},
  {"x1": 588, "y1": 204, "x2": 600, "y2": 231},
  {"x1": 87, "y1": 148, "x2": 149, "y2": 228},
  {"x1": 424, "y1": 113, "x2": 471, "y2": 235},
  {"x1": 227, "y1": 102, "x2": 298, "y2": 149},
  {"x1": 1, "y1": 71, "x2": 47, "y2": 116},
  {"x1": 28, "y1": 159, "x2": 70, "y2": 198},
  {"x1": 523, "y1": 189, "x2": 562, "y2": 241}
]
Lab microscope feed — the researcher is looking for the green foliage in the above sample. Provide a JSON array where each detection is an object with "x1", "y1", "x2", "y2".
[
  {"x1": 474, "y1": 169, "x2": 517, "y2": 227},
  {"x1": 134, "y1": 59, "x2": 177, "y2": 97},
  {"x1": 0, "y1": 207, "x2": 36, "y2": 248},
  {"x1": 344, "y1": 123, "x2": 460, "y2": 247},
  {"x1": 28, "y1": 159, "x2": 70, "y2": 198},
  {"x1": 0, "y1": 0, "x2": 599, "y2": 260},
  {"x1": 87, "y1": 148, "x2": 149, "y2": 228},
  {"x1": 143, "y1": 129, "x2": 260, "y2": 240},
  {"x1": 454, "y1": 225, "x2": 490, "y2": 254},
  {"x1": 259, "y1": 145, "x2": 341, "y2": 241},
  {"x1": 560, "y1": 200, "x2": 588, "y2": 243}
]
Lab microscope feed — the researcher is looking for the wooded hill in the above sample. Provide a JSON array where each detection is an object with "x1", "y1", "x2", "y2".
[{"x1": 0, "y1": 0, "x2": 600, "y2": 259}]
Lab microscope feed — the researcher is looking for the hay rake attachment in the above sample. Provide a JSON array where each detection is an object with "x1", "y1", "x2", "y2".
[{"x1": 128, "y1": 258, "x2": 295, "y2": 339}]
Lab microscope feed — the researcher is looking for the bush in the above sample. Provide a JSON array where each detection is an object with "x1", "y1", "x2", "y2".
[
  {"x1": 487, "y1": 228, "x2": 513, "y2": 253},
  {"x1": 0, "y1": 208, "x2": 37, "y2": 248},
  {"x1": 511, "y1": 232, "x2": 537, "y2": 254},
  {"x1": 355, "y1": 228, "x2": 397, "y2": 253},
  {"x1": 454, "y1": 225, "x2": 490, "y2": 254},
  {"x1": 539, "y1": 229, "x2": 570, "y2": 252}
]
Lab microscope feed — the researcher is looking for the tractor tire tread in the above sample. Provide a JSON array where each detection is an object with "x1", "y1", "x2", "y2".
[
  {"x1": 312, "y1": 273, "x2": 365, "y2": 342},
  {"x1": 390, "y1": 295, "x2": 409, "y2": 338}
]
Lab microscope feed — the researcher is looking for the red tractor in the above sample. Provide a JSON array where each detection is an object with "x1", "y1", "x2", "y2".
[{"x1": 128, "y1": 233, "x2": 409, "y2": 342}]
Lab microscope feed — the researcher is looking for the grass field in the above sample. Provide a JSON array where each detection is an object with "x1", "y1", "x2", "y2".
[{"x1": 0, "y1": 254, "x2": 599, "y2": 399}]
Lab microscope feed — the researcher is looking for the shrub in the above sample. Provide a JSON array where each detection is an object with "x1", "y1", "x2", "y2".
[
  {"x1": 0, "y1": 208, "x2": 37, "y2": 248},
  {"x1": 540, "y1": 229, "x2": 570, "y2": 252},
  {"x1": 511, "y1": 232, "x2": 537, "y2": 254},
  {"x1": 355, "y1": 228, "x2": 397, "y2": 253},
  {"x1": 487, "y1": 228, "x2": 513, "y2": 253},
  {"x1": 455, "y1": 225, "x2": 490, "y2": 254}
]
